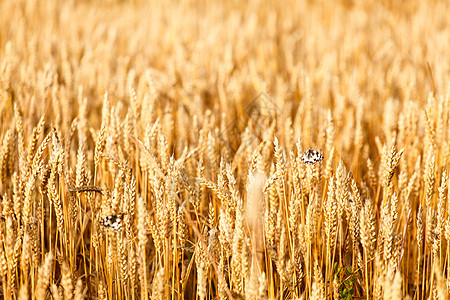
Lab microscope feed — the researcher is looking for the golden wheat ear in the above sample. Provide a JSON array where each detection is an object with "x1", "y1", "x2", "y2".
[{"x1": 130, "y1": 135, "x2": 166, "y2": 179}]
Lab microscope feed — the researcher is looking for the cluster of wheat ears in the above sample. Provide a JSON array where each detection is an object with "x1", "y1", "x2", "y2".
[{"x1": 1, "y1": 0, "x2": 450, "y2": 299}]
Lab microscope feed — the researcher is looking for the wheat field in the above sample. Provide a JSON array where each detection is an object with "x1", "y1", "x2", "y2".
[{"x1": 1, "y1": 0, "x2": 450, "y2": 299}]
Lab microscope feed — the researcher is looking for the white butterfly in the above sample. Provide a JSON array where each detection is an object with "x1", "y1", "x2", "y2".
[
  {"x1": 301, "y1": 148, "x2": 324, "y2": 165},
  {"x1": 99, "y1": 213, "x2": 125, "y2": 231}
]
